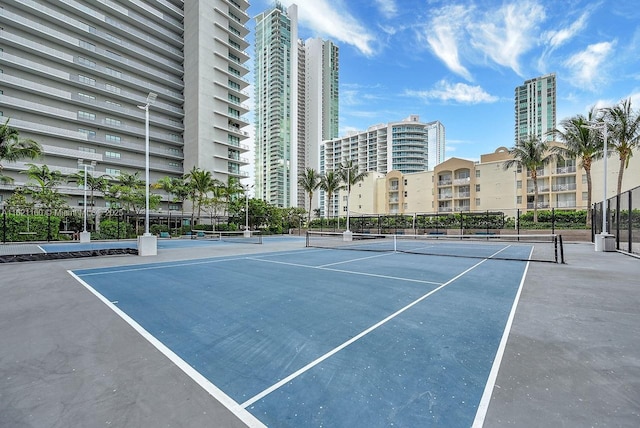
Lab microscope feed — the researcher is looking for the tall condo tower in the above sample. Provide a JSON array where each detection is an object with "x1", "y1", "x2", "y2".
[
  {"x1": 514, "y1": 73, "x2": 556, "y2": 144},
  {"x1": 254, "y1": 3, "x2": 339, "y2": 208},
  {"x1": 427, "y1": 120, "x2": 446, "y2": 170},
  {"x1": 254, "y1": 3, "x2": 299, "y2": 208},
  {"x1": 0, "y1": 0, "x2": 251, "y2": 207}
]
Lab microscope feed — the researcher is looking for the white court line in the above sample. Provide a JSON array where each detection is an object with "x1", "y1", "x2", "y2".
[
  {"x1": 246, "y1": 256, "x2": 442, "y2": 286},
  {"x1": 74, "y1": 255, "x2": 253, "y2": 277},
  {"x1": 471, "y1": 247, "x2": 532, "y2": 427},
  {"x1": 317, "y1": 251, "x2": 393, "y2": 268},
  {"x1": 67, "y1": 270, "x2": 267, "y2": 428},
  {"x1": 241, "y1": 252, "x2": 501, "y2": 409}
]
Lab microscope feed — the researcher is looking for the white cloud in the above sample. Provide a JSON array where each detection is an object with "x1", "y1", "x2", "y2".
[
  {"x1": 279, "y1": 0, "x2": 377, "y2": 56},
  {"x1": 467, "y1": 1, "x2": 546, "y2": 76},
  {"x1": 564, "y1": 41, "x2": 615, "y2": 90},
  {"x1": 544, "y1": 13, "x2": 588, "y2": 50},
  {"x1": 420, "y1": 1, "x2": 547, "y2": 79},
  {"x1": 420, "y1": 5, "x2": 473, "y2": 81},
  {"x1": 405, "y1": 80, "x2": 498, "y2": 104},
  {"x1": 374, "y1": 0, "x2": 398, "y2": 19}
]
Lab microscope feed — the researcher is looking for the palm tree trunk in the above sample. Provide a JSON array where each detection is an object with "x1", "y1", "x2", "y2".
[
  {"x1": 617, "y1": 155, "x2": 626, "y2": 196},
  {"x1": 532, "y1": 171, "x2": 539, "y2": 223},
  {"x1": 585, "y1": 166, "x2": 593, "y2": 227}
]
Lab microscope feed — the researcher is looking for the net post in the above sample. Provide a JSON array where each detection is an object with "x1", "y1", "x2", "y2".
[
  {"x1": 393, "y1": 234, "x2": 397, "y2": 252},
  {"x1": 559, "y1": 234, "x2": 565, "y2": 264},
  {"x1": 305, "y1": 231, "x2": 310, "y2": 248}
]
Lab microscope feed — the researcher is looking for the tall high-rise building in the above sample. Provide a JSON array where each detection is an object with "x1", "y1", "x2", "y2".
[
  {"x1": 427, "y1": 120, "x2": 445, "y2": 170},
  {"x1": 515, "y1": 73, "x2": 556, "y2": 144},
  {"x1": 0, "y1": 0, "x2": 251, "y2": 207},
  {"x1": 254, "y1": 3, "x2": 339, "y2": 208}
]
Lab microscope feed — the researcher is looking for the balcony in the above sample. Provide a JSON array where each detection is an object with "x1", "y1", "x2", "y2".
[
  {"x1": 552, "y1": 183, "x2": 577, "y2": 192},
  {"x1": 555, "y1": 166, "x2": 577, "y2": 174}
]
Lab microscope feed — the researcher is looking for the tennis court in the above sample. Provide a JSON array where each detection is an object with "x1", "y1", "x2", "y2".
[{"x1": 70, "y1": 238, "x2": 532, "y2": 427}]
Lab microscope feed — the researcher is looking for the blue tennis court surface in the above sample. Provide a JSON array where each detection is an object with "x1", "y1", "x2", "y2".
[{"x1": 70, "y1": 246, "x2": 529, "y2": 427}]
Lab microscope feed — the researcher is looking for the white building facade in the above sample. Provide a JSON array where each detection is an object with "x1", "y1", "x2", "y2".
[{"x1": 0, "y1": 0, "x2": 252, "y2": 208}]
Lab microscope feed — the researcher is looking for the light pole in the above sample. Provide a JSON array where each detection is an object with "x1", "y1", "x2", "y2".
[
  {"x1": 78, "y1": 160, "x2": 95, "y2": 243},
  {"x1": 585, "y1": 121, "x2": 611, "y2": 251},
  {"x1": 137, "y1": 92, "x2": 157, "y2": 255},
  {"x1": 244, "y1": 184, "x2": 254, "y2": 236},
  {"x1": 339, "y1": 162, "x2": 353, "y2": 241}
]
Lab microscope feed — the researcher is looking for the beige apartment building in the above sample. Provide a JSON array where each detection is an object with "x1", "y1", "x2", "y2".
[{"x1": 338, "y1": 145, "x2": 638, "y2": 217}]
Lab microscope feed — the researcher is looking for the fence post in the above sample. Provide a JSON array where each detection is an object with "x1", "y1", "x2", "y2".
[
  {"x1": 628, "y1": 190, "x2": 633, "y2": 254},
  {"x1": 47, "y1": 209, "x2": 52, "y2": 242},
  {"x1": 2, "y1": 208, "x2": 5, "y2": 243},
  {"x1": 552, "y1": 208, "x2": 555, "y2": 235}
]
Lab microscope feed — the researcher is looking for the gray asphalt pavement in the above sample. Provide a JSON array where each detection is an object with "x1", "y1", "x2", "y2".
[{"x1": 1, "y1": 238, "x2": 638, "y2": 427}]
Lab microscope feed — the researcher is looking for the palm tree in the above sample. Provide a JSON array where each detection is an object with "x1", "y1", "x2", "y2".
[
  {"x1": 68, "y1": 170, "x2": 110, "y2": 210},
  {"x1": 152, "y1": 176, "x2": 183, "y2": 227},
  {"x1": 337, "y1": 160, "x2": 368, "y2": 231},
  {"x1": 604, "y1": 98, "x2": 640, "y2": 195},
  {"x1": 298, "y1": 167, "x2": 321, "y2": 225},
  {"x1": 184, "y1": 167, "x2": 221, "y2": 226},
  {"x1": 503, "y1": 135, "x2": 557, "y2": 223},
  {"x1": 0, "y1": 118, "x2": 42, "y2": 183},
  {"x1": 320, "y1": 170, "x2": 341, "y2": 221},
  {"x1": 549, "y1": 108, "x2": 602, "y2": 226},
  {"x1": 21, "y1": 163, "x2": 67, "y2": 209}
]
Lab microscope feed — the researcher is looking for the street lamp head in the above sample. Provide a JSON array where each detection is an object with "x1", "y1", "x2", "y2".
[{"x1": 146, "y1": 92, "x2": 157, "y2": 105}]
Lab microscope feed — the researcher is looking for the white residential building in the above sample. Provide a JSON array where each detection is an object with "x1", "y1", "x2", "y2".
[
  {"x1": 0, "y1": 0, "x2": 251, "y2": 208},
  {"x1": 254, "y1": 3, "x2": 339, "y2": 208}
]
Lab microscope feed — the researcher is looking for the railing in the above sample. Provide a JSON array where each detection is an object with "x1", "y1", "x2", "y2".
[{"x1": 594, "y1": 185, "x2": 640, "y2": 255}]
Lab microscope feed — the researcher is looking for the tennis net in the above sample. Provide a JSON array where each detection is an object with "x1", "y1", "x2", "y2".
[
  {"x1": 191, "y1": 230, "x2": 263, "y2": 244},
  {"x1": 306, "y1": 231, "x2": 564, "y2": 263}
]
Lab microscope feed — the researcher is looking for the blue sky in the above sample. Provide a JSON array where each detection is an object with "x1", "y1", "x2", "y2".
[{"x1": 246, "y1": 0, "x2": 640, "y2": 162}]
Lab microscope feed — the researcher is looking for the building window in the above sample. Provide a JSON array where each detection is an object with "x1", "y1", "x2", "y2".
[
  {"x1": 517, "y1": 196, "x2": 522, "y2": 204},
  {"x1": 78, "y1": 57, "x2": 96, "y2": 68},
  {"x1": 78, "y1": 92, "x2": 95, "y2": 101},
  {"x1": 78, "y1": 146, "x2": 96, "y2": 153},
  {"x1": 105, "y1": 100, "x2": 121, "y2": 107},
  {"x1": 105, "y1": 168, "x2": 120, "y2": 176},
  {"x1": 106, "y1": 67, "x2": 122, "y2": 78},
  {"x1": 516, "y1": 180, "x2": 522, "y2": 189},
  {"x1": 105, "y1": 84, "x2": 121, "y2": 94},
  {"x1": 105, "y1": 151, "x2": 121, "y2": 159},
  {"x1": 168, "y1": 161, "x2": 180, "y2": 167},
  {"x1": 78, "y1": 111, "x2": 96, "y2": 120},
  {"x1": 167, "y1": 147, "x2": 181, "y2": 155},
  {"x1": 105, "y1": 117, "x2": 121, "y2": 126},
  {"x1": 78, "y1": 129, "x2": 96, "y2": 138},
  {"x1": 476, "y1": 170, "x2": 481, "y2": 177},
  {"x1": 582, "y1": 192, "x2": 588, "y2": 201},
  {"x1": 475, "y1": 184, "x2": 481, "y2": 192},
  {"x1": 475, "y1": 198, "x2": 481, "y2": 206},
  {"x1": 105, "y1": 134, "x2": 121, "y2": 143},
  {"x1": 79, "y1": 75, "x2": 96, "y2": 85},
  {"x1": 169, "y1": 134, "x2": 180, "y2": 142},
  {"x1": 404, "y1": 191, "x2": 407, "y2": 197},
  {"x1": 79, "y1": 40, "x2": 96, "y2": 51},
  {"x1": 404, "y1": 179, "x2": 408, "y2": 185}
]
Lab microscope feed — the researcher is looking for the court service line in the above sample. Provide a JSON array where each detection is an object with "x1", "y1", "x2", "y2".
[
  {"x1": 240, "y1": 255, "x2": 495, "y2": 409},
  {"x1": 74, "y1": 255, "x2": 253, "y2": 277},
  {"x1": 246, "y1": 256, "x2": 442, "y2": 286},
  {"x1": 67, "y1": 270, "x2": 267, "y2": 428}
]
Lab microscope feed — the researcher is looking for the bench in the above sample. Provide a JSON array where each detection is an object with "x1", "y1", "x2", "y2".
[{"x1": 427, "y1": 231, "x2": 445, "y2": 235}]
